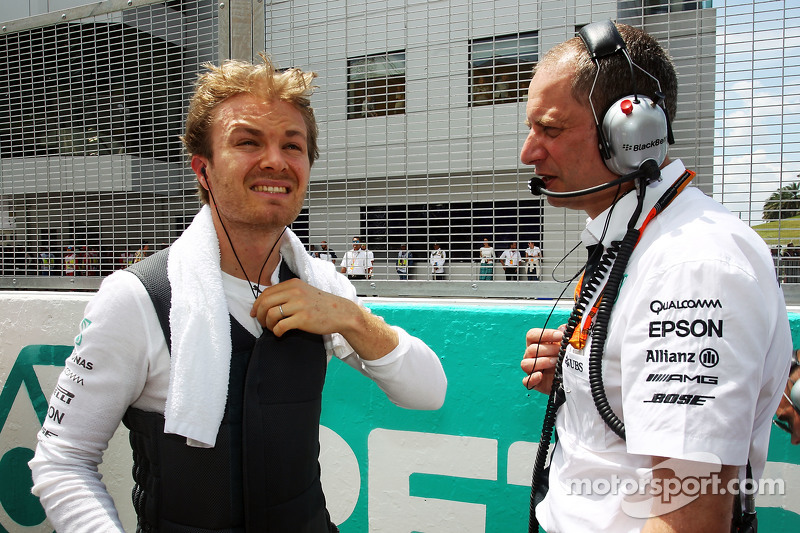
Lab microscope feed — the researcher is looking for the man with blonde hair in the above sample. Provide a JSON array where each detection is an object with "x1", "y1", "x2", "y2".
[{"x1": 31, "y1": 55, "x2": 446, "y2": 533}]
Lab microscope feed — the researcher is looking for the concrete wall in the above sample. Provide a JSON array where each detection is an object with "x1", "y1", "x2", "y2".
[{"x1": 1, "y1": 291, "x2": 799, "y2": 531}]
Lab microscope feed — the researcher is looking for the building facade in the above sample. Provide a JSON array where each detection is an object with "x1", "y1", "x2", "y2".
[{"x1": 1, "y1": 0, "x2": 720, "y2": 294}]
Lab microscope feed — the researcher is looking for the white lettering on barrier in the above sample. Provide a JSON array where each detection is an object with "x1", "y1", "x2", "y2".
[
  {"x1": 319, "y1": 425, "x2": 360, "y2": 525},
  {"x1": 367, "y1": 428, "x2": 497, "y2": 532}
]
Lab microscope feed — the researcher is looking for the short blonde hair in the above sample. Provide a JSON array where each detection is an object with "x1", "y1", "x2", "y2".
[{"x1": 181, "y1": 54, "x2": 319, "y2": 204}]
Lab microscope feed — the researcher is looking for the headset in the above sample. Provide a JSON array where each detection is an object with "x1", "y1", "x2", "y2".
[
  {"x1": 789, "y1": 357, "x2": 800, "y2": 412},
  {"x1": 581, "y1": 19, "x2": 673, "y2": 175},
  {"x1": 529, "y1": 20, "x2": 674, "y2": 201}
]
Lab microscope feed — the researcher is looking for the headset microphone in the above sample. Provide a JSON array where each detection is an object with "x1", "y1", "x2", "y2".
[{"x1": 528, "y1": 159, "x2": 661, "y2": 198}]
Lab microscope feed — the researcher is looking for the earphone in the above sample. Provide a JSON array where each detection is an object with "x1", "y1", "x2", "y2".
[{"x1": 578, "y1": 20, "x2": 673, "y2": 175}]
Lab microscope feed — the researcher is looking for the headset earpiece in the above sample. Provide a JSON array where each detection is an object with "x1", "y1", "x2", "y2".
[
  {"x1": 791, "y1": 378, "x2": 800, "y2": 410},
  {"x1": 601, "y1": 95, "x2": 669, "y2": 175},
  {"x1": 578, "y1": 20, "x2": 673, "y2": 175}
]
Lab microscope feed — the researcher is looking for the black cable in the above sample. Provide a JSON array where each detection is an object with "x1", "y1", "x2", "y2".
[
  {"x1": 527, "y1": 183, "x2": 627, "y2": 533},
  {"x1": 587, "y1": 231, "x2": 637, "y2": 440},
  {"x1": 207, "y1": 178, "x2": 287, "y2": 301},
  {"x1": 527, "y1": 220, "x2": 622, "y2": 532},
  {"x1": 587, "y1": 161, "x2": 665, "y2": 441}
]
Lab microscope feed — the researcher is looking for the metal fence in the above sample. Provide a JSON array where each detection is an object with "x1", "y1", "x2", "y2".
[{"x1": 0, "y1": 0, "x2": 797, "y2": 302}]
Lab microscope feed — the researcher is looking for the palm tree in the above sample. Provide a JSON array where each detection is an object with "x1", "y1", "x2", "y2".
[{"x1": 763, "y1": 182, "x2": 800, "y2": 220}]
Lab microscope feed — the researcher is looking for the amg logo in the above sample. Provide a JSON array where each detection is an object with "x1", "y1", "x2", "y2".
[
  {"x1": 645, "y1": 350, "x2": 696, "y2": 363},
  {"x1": 646, "y1": 373, "x2": 718, "y2": 385}
]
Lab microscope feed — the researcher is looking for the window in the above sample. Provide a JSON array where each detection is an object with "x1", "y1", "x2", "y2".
[
  {"x1": 362, "y1": 200, "x2": 543, "y2": 262},
  {"x1": 469, "y1": 32, "x2": 538, "y2": 107},
  {"x1": 0, "y1": 22, "x2": 186, "y2": 162},
  {"x1": 618, "y1": 0, "x2": 704, "y2": 18},
  {"x1": 347, "y1": 51, "x2": 406, "y2": 119}
]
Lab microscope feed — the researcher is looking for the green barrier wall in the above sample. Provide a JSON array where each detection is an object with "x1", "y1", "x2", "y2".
[{"x1": 1, "y1": 301, "x2": 799, "y2": 532}]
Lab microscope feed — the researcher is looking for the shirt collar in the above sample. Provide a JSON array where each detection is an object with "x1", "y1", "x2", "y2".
[{"x1": 581, "y1": 159, "x2": 686, "y2": 248}]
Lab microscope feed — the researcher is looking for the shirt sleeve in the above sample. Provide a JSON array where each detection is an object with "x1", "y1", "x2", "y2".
[
  {"x1": 337, "y1": 326, "x2": 447, "y2": 410},
  {"x1": 323, "y1": 273, "x2": 446, "y2": 410},
  {"x1": 29, "y1": 272, "x2": 164, "y2": 532},
  {"x1": 617, "y1": 256, "x2": 784, "y2": 466}
]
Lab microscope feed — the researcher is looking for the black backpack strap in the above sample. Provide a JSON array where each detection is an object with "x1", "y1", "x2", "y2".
[{"x1": 126, "y1": 247, "x2": 172, "y2": 353}]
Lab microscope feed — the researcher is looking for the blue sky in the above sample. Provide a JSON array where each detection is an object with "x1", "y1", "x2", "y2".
[{"x1": 713, "y1": 0, "x2": 800, "y2": 226}]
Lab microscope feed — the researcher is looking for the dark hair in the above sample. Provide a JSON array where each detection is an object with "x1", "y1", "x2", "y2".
[{"x1": 535, "y1": 23, "x2": 677, "y2": 125}]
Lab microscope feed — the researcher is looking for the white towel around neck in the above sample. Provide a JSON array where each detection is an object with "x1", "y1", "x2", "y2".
[{"x1": 164, "y1": 205, "x2": 355, "y2": 447}]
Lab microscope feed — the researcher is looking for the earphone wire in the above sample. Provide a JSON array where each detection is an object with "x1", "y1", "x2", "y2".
[{"x1": 206, "y1": 176, "x2": 287, "y2": 301}]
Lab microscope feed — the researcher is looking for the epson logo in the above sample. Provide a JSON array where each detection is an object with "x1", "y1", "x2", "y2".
[
  {"x1": 646, "y1": 373, "x2": 718, "y2": 385},
  {"x1": 648, "y1": 319, "x2": 723, "y2": 338},
  {"x1": 621, "y1": 136, "x2": 667, "y2": 152}
]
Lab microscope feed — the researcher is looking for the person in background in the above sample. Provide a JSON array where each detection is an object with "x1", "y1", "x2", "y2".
[
  {"x1": 30, "y1": 55, "x2": 446, "y2": 533},
  {"x1": 524, "y1": 241, "x2": 542, "y2": 281},
  {"x1": 360, "y1": 243, "x2": 374, "y2": 279},
  {"x1": 133, "y1": 242, "x2": 151, "y2": 263},
  {"x1": 118, "y1": 249, "x2": 135, "y2": 270},
  {"x1": 340, "y1": 237, "x2": 367, "y2": 280},
  {"x1": 478, "y1": 238, "x2": 495, "y2": 281},
  {"x1": 430, "y1": 242, "x2": 446, "y2": 280},
  {"x1": 39, "y1": 246, "x2": 57, "y2": 276},
  {"x1": 396, "y1": 243, "x2": 411, "y2": 280},
  {"x1": 63, "y1": 245, "x2": 76, "y2": 276},
  {"x1": 499, "y1": 242, "x2": 521, "y2": 281},
  {"x1": 82, "y1": 245, "x2": 101, "y2": 276},
  {"x1": 317, "y1": 240, "x2": 337, "y2": 264}
]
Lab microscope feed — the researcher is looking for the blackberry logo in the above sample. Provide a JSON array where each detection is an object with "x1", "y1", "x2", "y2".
[{"x1": 621, "y1": 137, "x2": 667, "y2": 152}]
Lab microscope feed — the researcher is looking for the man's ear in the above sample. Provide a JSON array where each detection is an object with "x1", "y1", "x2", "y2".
[{"x1": 191, "y1": 155, "x2": 210, "y2": 190}]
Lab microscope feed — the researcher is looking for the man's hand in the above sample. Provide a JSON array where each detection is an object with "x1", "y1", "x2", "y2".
[
  {"x1": 251, "y1": 278, "x2": 398, "y2": 360},
  {"x1": 521, "y1": 327, "x2": 564, "y2": 394}
]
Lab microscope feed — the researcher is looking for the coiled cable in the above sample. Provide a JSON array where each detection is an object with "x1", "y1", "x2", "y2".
[{"x1": 528, "y1": 243, "x2": 620, "y2": 533}]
